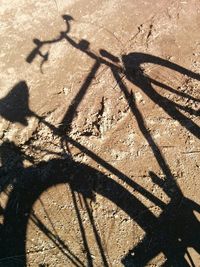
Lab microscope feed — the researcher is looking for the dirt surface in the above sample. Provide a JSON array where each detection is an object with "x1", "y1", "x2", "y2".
[{"x1": 0, "y1": 0, "x2": 200, "y2": 266}]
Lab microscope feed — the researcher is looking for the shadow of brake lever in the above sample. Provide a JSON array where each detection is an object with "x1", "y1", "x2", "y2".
[{"x1": 26, "y1": 39, "x2": 43, "y2": 63}]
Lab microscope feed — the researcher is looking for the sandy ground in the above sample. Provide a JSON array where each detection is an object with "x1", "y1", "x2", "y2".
[{"x1": 0, "y1": 0, "x2": 200, "y2": 266}]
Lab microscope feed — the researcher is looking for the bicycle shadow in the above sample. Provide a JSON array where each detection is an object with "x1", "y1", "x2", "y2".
[
  {"x1": 1, "y1": 137, "x2": 199, "y2": 266},
  {"x1": 111, "y1": 52, "x2": 200, "y2": 266},
  {"x1": 1, "y1": 74, "x2": 200, "y2": 267},
  {"x1": 0, "y1": 13, "x2": 200, "y2": 266},
  {"x1": 122, "y1": 53, "x2": 200, "y2": 139},
  {"x1": 0, "y1": 81, "x2": 31, "y2": 126}
]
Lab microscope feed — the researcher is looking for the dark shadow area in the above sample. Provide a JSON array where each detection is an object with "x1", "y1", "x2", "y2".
[
  {"x1": 0, "y1": 140, "x2": 200, "y2": 266},
  {"x1": 0, "y1": 81, "x2": 31, "y2": 126},
  {"x1": 0, "y1": 14, "x2": 200, "y2": 266},
  {"x1": 122, "y1": 53, "x2": 200, "y2": 140}
]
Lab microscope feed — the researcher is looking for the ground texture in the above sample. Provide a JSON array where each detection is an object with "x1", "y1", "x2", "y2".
[{"x1": 0, "y1": 0, "x2": 200, "y2": 266}]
